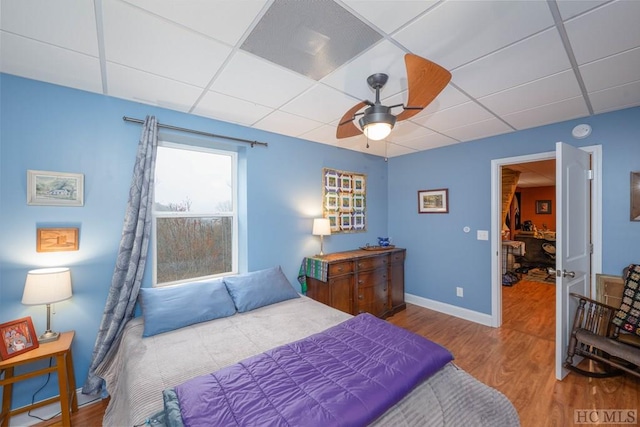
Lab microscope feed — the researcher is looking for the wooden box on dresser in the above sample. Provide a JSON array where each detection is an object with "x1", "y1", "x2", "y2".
[{"x1": 305, "y1": 248, "x2": 406, "y2": 319}]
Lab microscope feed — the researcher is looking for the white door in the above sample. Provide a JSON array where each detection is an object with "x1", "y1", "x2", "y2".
[{"x1": 555, "y1": 142, "x2": 591, "y2": 380}]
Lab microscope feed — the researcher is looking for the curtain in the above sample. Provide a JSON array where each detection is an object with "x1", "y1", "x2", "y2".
[{"x1": 83, "y1": 116, "x2": 158, "y2": 395}]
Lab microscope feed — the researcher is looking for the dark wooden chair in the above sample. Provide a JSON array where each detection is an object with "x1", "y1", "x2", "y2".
[{"x1": 565, "y1": 293, "x2": 640, "y2": 378}]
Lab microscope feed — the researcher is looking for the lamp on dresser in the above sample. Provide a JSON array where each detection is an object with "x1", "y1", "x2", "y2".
[
  {"x1": 312, "y1": 218, "x2": 331, "y2": 256},
  {"x1": 22, "y1": 267, "x2": 73, "y2": 343}
]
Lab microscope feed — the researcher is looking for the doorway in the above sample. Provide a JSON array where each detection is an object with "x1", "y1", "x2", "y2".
[
  {"x1": 500, "y1": 159, "x2": 557, "y2": 341},
  {"x1": 490, "y1": 146, "x2": 602, "y2": 329}
]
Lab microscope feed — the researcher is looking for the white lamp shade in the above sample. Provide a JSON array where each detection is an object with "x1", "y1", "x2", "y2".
[
  {"x1": 363, "y1": 122, "x2": 392, "y2": 141},
  {"x1": 22, "y1": 267, "x2": 72, "y2": 305},
  {"x1": 312, "y1": 218, "x2": 331, "y2": 236}
]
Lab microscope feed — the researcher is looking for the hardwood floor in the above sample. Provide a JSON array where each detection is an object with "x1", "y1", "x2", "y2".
[{"x1": 31, "y1": 279, "x2": 639, "y2": 427}]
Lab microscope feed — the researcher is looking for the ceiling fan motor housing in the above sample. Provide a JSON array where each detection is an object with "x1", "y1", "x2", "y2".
[{"x1": 358, "y1": 104, "x2": 397, "y2": 130}]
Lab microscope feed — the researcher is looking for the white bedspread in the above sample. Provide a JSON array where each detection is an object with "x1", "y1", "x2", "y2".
[{"x1": 97, "y1": 296, "x2": 519, "y2": 426}]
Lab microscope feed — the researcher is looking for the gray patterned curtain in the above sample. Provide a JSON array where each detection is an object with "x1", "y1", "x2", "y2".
[{"x1": 83, "y1": 116, "x2": 158, "y2": 395}]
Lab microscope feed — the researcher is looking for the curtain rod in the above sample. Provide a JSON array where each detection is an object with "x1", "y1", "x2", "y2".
[{"x1": 122, "y1": 116, "x2": 268, "y2": 148}]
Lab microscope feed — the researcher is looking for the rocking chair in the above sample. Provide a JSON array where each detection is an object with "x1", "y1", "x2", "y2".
[{"x1": 565, "y1": 293, "x2": 640, "y2": 378}]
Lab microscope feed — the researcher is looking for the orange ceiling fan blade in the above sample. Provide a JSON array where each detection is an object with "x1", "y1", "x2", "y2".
[
  {"x1": 336, "y1": 101, "x2": 367, "y2": 139},
  {"x1": 395, "y1": 54, "x2": 451, "y2": 122}
]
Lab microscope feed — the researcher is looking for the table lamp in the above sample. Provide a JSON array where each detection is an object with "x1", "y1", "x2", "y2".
[
  {"x1": 312, "y1": 218, "x2": 331, "y2": 256},
  {"x1": 22, "y1": 267, "x2": 72, "y2": 343}
]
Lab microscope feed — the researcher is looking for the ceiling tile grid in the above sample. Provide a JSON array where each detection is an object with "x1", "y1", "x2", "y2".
[{"x1": 1, "y1": 0, "x2": 639, "y2": 158}]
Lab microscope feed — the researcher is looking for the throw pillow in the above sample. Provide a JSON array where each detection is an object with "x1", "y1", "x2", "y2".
[
  {"x1": 140, "y1": 278, "x2": 236, "y2": 337},
  {"x1": 223, "y1": 266, "x2": 300, "y2": 313}
]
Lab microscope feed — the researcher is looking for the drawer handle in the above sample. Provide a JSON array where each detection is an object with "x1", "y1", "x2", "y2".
[
  {"x1": 358, "y1": 295, "x2": 363, "y2": 300},
  {"x1": 358, "y1": 263, "x2": 364, "y2": 268},
  {"x1": 358, "y1": 280, "x2": 364, "y2": 284},
  {"x1": 359, "y1": 310, "x2": 364, "y2": 314},
  {"x1": 337, "y1": 267, "x2": 343, "y2": 272}
]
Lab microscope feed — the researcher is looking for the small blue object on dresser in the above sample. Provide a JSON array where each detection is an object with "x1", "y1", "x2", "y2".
[
  {"x1": 140, "y1": 278, "x2": 237, "y2": 337},
  {"x1": 377, "y1": 237, "x2": 390, "y2": 247},
  {"x1": 224, "y1": 266, "x2": 300, "y2": 313}
]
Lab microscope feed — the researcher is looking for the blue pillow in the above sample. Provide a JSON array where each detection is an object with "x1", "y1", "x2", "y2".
[
  {"x1": 140, "y1": 278, "x2": 236, "y2": 337},
  {"x1": 223, "y1": 266, "x2": 300, "y2": 313}
]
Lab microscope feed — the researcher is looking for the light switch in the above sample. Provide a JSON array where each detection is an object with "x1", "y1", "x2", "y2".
[{"x1": 477, "y1": 230, "x2": 489, "y2": 240}]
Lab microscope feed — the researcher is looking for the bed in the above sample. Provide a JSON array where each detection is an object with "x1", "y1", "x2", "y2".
[{"x1": 96, "y1": 267, "x2": 519, "y2": 426}]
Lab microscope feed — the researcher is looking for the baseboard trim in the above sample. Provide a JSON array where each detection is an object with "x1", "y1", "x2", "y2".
[
  {"x1": 9, "y1": 389, "x2": 101, "y2": 427},
  {"x1": 405, "y1": 293, "x2": 494, "y2": 327}
]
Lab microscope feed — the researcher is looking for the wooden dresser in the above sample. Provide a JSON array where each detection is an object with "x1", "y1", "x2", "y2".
[{"x1": 305, "y1": 248, "x2": 406, "y2": 319}]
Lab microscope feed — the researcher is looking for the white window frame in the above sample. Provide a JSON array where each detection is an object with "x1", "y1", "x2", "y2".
[{"x1": 152, "y1": 141, "x2": 238, "y2": 287}]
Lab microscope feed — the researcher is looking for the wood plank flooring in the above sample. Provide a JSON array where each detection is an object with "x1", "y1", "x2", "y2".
[{"x1": 30, "y1": 279, "x2": 639, "y2": 427}]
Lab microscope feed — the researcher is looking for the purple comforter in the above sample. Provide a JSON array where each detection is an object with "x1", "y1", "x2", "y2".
[{"x1": 173, "y1": 313, "x2": 453, "y2": 427}]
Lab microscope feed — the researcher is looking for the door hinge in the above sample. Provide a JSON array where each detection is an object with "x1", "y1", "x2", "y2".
[
  {"x1": 590, "y1": 242, "x2": 594, "y2": 254},
  {"x1": 587, "y1": 169, "x2": 594, "y2": 180}
]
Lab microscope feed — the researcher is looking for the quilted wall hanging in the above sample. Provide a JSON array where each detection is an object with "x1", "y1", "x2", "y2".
[{"x1": 322, "y1": 168, "x2": 366, "y2": 233}]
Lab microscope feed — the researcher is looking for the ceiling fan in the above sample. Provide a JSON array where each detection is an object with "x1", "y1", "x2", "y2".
[{"x1": 336, "y1": 54, "x2": 451, "y2": 141}]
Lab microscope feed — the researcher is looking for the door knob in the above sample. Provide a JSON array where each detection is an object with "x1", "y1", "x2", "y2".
[{"x1": 547, "y1": 267, "x2": 575, "y2": 278}]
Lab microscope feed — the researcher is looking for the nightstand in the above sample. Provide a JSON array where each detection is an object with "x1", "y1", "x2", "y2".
[{"x1": 0, "y1": 331, "x2": 78, "y2": 427}]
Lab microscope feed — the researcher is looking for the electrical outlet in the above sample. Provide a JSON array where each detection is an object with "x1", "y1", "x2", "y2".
[{"x1": 456, "y1": 287, "x2": 464, "y2": 297}]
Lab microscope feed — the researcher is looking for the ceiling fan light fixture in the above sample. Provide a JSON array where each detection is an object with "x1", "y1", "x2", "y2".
[
  {"x1": 358, "y1": 105, "x2": 396, "y2": 141},
  {"x1": 362, "y1": 122, "x2": 393, "y2": 140}
]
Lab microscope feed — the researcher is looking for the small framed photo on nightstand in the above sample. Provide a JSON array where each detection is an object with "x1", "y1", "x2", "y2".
[{"x1": 0, "y1": 317, "x2": 39, "y2": 360}]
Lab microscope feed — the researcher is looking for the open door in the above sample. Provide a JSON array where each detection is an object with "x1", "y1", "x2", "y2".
[{"x1": 555, "y1": 142, "x2": 591, "y2": 380}]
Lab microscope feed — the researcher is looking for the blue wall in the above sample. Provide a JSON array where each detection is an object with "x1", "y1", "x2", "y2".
[
  {"x1": 0, "y1": 74, "x2": 388, "y2": 409},
  {"x1": 388, "y1": 107, "x2": 640, "y2": 314},
  {"x1": 2, "y1": 72, "x2": 639, "y2": 410}
]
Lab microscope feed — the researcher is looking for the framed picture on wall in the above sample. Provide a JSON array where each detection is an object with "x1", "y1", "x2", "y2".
[
  {"x1": 535, "y1": 200, "x2": 552, "y2": 214},
  {"x1": 27, "y1": 170, "x2": 84, "y2": 206},
  {"x1": 418, "y1": 189, "x2": 449, "y2": 214},
  {"x1": 631, "y1": 171, "x2": 640, "y2": 221}
]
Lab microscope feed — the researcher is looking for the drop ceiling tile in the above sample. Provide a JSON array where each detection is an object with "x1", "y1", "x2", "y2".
[
  {"x1": 394, "y1": 133, "x2": 459, "y2": 152},
  {"x1": 103, "y1": 1, "x2": 232, "y2": 87},
  {"x1": 412, "y1": 102, "x2": 495, "y2": 132},
  {"x1": 338, "y1": 136, "x2": 388, "y2": 157},
  {"x1": 555, "y1": 0, "x2": 609, "y2": 20},
  {"x1": 321, "y1": 41, "x2": 407, "y2": 99},
  {"x1": 210, "y1": 51, "x2": 315, "y2": 109},
  {"x1": 0, "y1": 0, "x2": 98, "y2": 55},
  {"x1": 565, "y1": 0, "x2": 640, "y2": 65},
  {"x1": 453, "y1": 29, "x2": 571, "y2": 98},
  {"x1": 385, "y1": 142, "x2": 417, "y2": 158},
  {"x1": 253, "y1": 110, "x2": 324, "y2": 137},
  {"x1": 385, "y1": 121, "x2": 433, "y2": 143},
  {"x1": 580, "y1": 47, "x2": 640, "y2": 92},
  {"x1": 394, "y1": 0, "x2": 554, "y2": 70},
  {"x1": 280, "y1": 84, "x2": 361, "y2": 124},
  {"x1": 121, "y1": 0, "x2": 268, "y2": 46},
  {"x1": 0, "y1": 33, "x2": 103, "y2": 94},
  {"x1": 479, "y1": 70, "x2": 582, "y2": 116},
  {"x1": 589, "y1": 80, "x2": 640, "y2": 114},
  {"x1": 441, "y1": 118, "x2": 512, "y2": 142},
  {"x1": 502, "y1": 96, "x2": 589, "y2": 130},
  {"x1": 193, "y1": 90, "x2": 273, "y2": 126},
  {"x1": 342, "y1": 0, "x2": 438, "y2": 35},
  {"x1": 107, "y1": 63, "x2": 204, "y2": 112},
  {"x1": 299, "y1": 124, "x2": 341, "y2": 146}
]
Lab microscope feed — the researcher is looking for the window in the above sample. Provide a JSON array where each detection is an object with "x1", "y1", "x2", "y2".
[{"x1": 153, "y1": 143, "x2": 237, "y2": 285}]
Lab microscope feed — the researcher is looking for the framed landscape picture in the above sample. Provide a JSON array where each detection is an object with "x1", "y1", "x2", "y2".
[
  {"x1": 418, "y1": 189, "x2": 449, "y2": 214},
  {"x1": 27, "y1": 170, "x2": 84, "y2": 207}
]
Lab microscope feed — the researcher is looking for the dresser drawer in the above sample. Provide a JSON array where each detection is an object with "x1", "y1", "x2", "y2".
[
  {"x1": 356, "y1": 270, "x2": 388, "y2": 287},
  {"x1": 355, "y1": 254, "x2": 389, "y2": 271},
  {"x1": 390, "y1": 250, "x2": 405, "y2": 263},
  {"x1": 328, "y1": 261, "x2": 353, "y2": 276}
]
